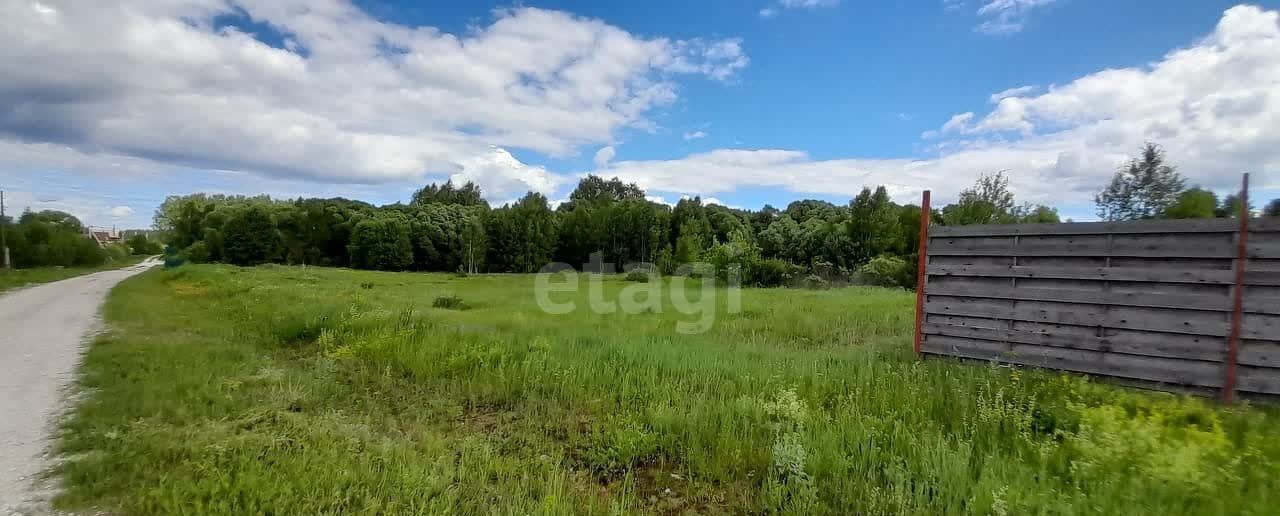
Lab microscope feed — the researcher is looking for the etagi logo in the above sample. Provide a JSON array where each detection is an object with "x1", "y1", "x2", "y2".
[{"x1": 534, "y1": 253, "x2": 741, "y2": 335}]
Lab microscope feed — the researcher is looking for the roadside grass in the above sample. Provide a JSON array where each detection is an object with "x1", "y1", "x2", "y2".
[
  {"x1": 0, "y1": 256, "x2": 148, "y2": 293},
  {"x1": 55, "y1": 264, "x2": 1280, "y2": 515}
]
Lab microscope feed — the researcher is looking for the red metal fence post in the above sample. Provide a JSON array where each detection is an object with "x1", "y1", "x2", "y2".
[
  {"x1": 1224, "y1": 173, "x2": 1250, "y2": 404},
  {"x1": 914, "y1": 190, "x2": 931, "y2": 357}
]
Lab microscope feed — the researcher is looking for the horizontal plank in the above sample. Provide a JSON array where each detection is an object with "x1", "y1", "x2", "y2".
[
  {"x1": 930, "y1": 218, "x2": 1240, "y2": 238},
  {"x1": 921, "y1": 335, "x2": 1224, "y2": 388},
  {"x1": 1251, "y1": 217, "x2": 1280, "y2": 233},
  {"x1": 924, "y1": 298, "x2": 1234, "y2": 338},
  {"x1": 929, "y1": 238, "x2": 1235, "y2": 258},
  {"x1": 923, "y1": 323, "x2": 1225, "y2": 362},
  {"x1": 1245, "y1": 270, "x2": 1280, "y2": 286},
  {"x1": 1238, "y1": 366, "x2": 1280, "y2": 395},
  {"x1": 926, "y1": 283, "x2": 1237, "y2": 313},
  {"x1": 927, "y1": 264, "x2": 1236, "y2": 284}
]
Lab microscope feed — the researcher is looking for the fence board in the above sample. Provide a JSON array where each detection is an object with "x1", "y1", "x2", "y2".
[
  {"x1": 924, "y1": 298, "x2": 1230, "y2": 337},
  {"x1": 930, "y1": 218, "x2": 1239, "y2": 237},
  {"x1": 926, "y1": 283, "x2": 1236, "y2": 312},
  {"x1": 928, "y1": 264, "x2": 1236, "y2": 284},
  {"x1": 919, "y1": 216, "x2": 1280, "y2": 398},
  {"x1": 921, "y1": 335, "x2": 1223, "y2": 387}
]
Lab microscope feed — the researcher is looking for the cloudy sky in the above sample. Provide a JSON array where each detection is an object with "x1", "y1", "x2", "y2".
[{"x1": 1, "y1": 0, "x2": 1277, "y2": 229}]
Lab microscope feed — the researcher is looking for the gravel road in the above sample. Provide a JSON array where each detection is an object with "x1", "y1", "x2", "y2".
[{"x1": 0, "y1": 259, "x2": 160, "y2": 515}]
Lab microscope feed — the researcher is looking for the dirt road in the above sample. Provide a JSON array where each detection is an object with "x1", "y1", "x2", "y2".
[{"x1": 0, "y1": 259, "x2": 160, "y2": 515}]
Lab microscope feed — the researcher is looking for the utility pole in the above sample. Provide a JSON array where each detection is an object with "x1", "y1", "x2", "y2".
[{"x1": 1, "y1": 189, "x2": 9, "y2": 269}]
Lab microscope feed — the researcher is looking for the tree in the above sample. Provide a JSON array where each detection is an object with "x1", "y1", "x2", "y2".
[
  {"x1": 1016, "y1": 205, "x2": 1061, "y2": 223},
  {"x1": 847, "y1": 186, "x2": 897, "y2": 265},
  {"x1": 1266, "y1": 199, "x2": 1280, "y2": 217},
  {"x1": 486, "y1": 192, "x2": 557, "y2": 273},
  {"x1": 1095, "y1": 143, "x2": 1186, "y2": 220},
  {"x1": 348, "y1": 218, "x2": 413, "y2": 271},
  {"x1": 1164, "y1": 188, "x2": 1219, "y2": 219},
  {"x1": 1217, "y1": 193, "x2": 1254, "y2": 218},
  {"x1": 411, "y1": 180, "x2": 487, "y2": 208},
  {"x1": 125, "y1": 234, "x2": 162, "y2": 255},
  {"x1": 221, "y1": 206, "x2": 281, "y2": 266},
  {"x1": 941, "y1": 171, "x2": 1019, "y2": 225}
]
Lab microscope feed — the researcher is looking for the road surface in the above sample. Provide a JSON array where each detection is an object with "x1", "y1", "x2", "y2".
[{"x1": 0, "y1": 258, "x2": 160, "y2": 515}]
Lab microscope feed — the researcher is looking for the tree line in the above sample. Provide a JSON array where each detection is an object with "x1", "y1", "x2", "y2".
[
  {"x1": 151, "y1": 170, "x2": 1055, "y2": 288},
  {"x1": 0, "y1": 210, "x2": 162, "y2": 268},
  {"x1": 135, "y1": 142, "x2": 1278, "y2": 287},
  {"x1": 1095, "y1": 143, "x2": 1274, "y2": 220}
]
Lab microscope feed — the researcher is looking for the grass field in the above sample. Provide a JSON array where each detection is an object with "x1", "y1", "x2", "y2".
[
  {"x1": 55, "y1": 265, "x2": 1280, "y2": 514},
  {"x1": 0, "y1": 256, "x2": 148, "y2": 293}
]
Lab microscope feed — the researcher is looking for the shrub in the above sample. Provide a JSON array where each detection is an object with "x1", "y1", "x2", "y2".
[
  {"x1": 624, "y1": 269, "x2": 654, "y2": 282},
  {"x1": 858, "y1": 255, "x2": 914, "y2": 288},
  {"x1": 433, "y1": 295, "x2": 469, "y2": 310},
  {"x1": 802, "y1": 274, "x2": 829, "y2": 289},
  {"x1": 104, "y1": 242, "x2": 132, "y2": 262},
  {"x1": 750, "y1": 258, "x2": 804, "y2": 287},
  {"x1": 181, "y1": 241, "x2": 212, "y2": 264}
]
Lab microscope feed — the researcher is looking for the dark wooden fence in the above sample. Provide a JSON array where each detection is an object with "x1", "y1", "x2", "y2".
[{"x1": 913, "y1": 198, "x2": 1280, "y2": 401}]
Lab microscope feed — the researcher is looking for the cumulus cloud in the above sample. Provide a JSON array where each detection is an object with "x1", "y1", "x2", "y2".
[
  {"x1": 0, "y1": 0, "x2": 747, "y2": 191},
  {"x1": 758, "y1": 8, "x2": 778, "y2": 18},
  {"x1": 975, "y1": 0, "x2": 1058, "y2": 34},
  {"x1": 108, "y1": 206, "x2": 134, "y2": 218},
  {"x1": 446, "y1": 148, "x2": 564, "y2": 200},
  {"x1": 593, "y1": 146, "x2": 617, "y2": 168},
  {"x1": 597, "y1": 5, "x2": 1280, "y2": 209},
  {"x1": 683, "y1": 131, "x2": 708, "y2": 141}
]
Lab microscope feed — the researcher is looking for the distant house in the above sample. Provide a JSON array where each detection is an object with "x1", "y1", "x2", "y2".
[{"x1": 89, "y1": 229, "x2": 123, "y2": 247}]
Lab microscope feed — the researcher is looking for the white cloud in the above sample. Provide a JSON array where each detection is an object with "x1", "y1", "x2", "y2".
[
  {"x1": 593, "y1": 146, "x2": 616, "y2": 168},
  {"x1": 597, "y1": 6, "x2": 1280, "y2": 210},
  {"x1": 779, "y1": 0, "x2": 840, "y2": 8},
  {"x1": 761, "y1": 0, "x2": 839, "y2": 18},
  {"x1": 447, "y1": 147, "x2": 563, "y2": 200},
  {"x1": 975, "y1": 0, "x2": 1058, "y2": 34},
  {"x1": 0, "y1": 1, "x2": 747, "y2": 194},
  {"x1": 683, "y1": 131, "x2": 708, "y2": 141},
  {"x1": 989, "y1": 85, "x2": 1037, "y2": 103},
  {"x1": 108, "y1": 206, "x2": 134, "y2": 218}
]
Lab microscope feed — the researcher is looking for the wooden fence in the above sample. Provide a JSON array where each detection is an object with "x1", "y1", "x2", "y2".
[{"x1": 913, "y1": 188, "x2": 1280, "y2": 401}]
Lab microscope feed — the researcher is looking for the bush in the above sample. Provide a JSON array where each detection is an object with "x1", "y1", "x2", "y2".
[
  {"x1": 182, "y1": 241, "x2": 212, "y2": 264},
  {"x1": 104, "y1": 242, "x2": 132, "y2": 262},
  {"x1": 858, "y1": 255, "x2": 914, "y2": 288},
  {"x1": 624, "y1": 268, "x2": 655, "y2": 282},
  {"x1": 749, "y1": 258, "x2": 804, "y2": 287},
  {"x1": 433, "y1": 295, "x2": 469, "y2": 310},
  {"x1": 801, "y1": 274, "x2": 829, "y2": 289}
]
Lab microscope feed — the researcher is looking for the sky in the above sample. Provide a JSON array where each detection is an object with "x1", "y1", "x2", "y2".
[{"x1": 1, "y1": 0, "x2": 1278, "y2": 230}]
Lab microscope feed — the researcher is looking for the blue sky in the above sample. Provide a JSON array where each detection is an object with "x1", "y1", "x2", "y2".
[{"x1": 0, "y1": 0, "x2": 1277, "y2": 230}]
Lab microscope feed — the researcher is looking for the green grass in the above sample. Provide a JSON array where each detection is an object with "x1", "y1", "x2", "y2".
[
  {"x1": 55, "y1": 264, "x2": 1280, "y2": 515},
  {"x1": 0, "y1": 255, "x2": 148, "y2": 293}
]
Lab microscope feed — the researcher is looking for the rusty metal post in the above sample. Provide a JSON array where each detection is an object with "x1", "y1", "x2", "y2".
[
  {"x1": 1224, "y1": 173, "x2": 1249, "y2": 404},
  {"x1": 914, "y1": 190, "x2": 931, "y2": 357}
]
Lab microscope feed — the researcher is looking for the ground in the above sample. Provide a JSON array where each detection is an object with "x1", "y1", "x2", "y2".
[
  {"x1": 0, "y1": 258, "x2": 159, "y2": 515},
  {"x1": 47, "y1": 265, "x2": 1280, "y2": 514}
]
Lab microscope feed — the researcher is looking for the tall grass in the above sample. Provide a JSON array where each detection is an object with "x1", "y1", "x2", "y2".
[{"x1": 55, "y1": 265, "x2": 1280, "y2": 515}]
